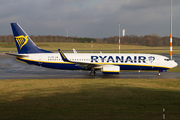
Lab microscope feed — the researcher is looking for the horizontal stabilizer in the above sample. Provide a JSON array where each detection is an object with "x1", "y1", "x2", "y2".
[{"x1": 5, "y1": 53, "x2": 28, "y2": 57}]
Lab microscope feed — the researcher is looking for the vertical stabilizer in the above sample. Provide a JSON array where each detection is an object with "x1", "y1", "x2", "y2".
[{"x1": 11, "y1": 23, "x2": 52, "y2": 54}]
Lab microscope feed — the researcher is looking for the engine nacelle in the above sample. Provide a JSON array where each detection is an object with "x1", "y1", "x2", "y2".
[{"x1": 101, "y1": 65, "x2": 120, "y2": 74}]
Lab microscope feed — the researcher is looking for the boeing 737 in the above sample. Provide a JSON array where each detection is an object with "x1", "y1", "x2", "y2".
[{"x1": 6, "y1": 23, "x2": 178, "y2": 76}]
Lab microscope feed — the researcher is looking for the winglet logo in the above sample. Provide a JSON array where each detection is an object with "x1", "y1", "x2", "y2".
[
  {"x1": 60, "y1": 51, "x2": 66, "y2": 59},
  {"x1": 15, "y1": 35, "x2": 28, "y2": 49},
  {"x1": 148, "y1": 56, "x2": 155, "y2": 63}
]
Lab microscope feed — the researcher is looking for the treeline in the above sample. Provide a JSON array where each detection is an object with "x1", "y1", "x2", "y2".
[
  {"x1": 0, "y1": 35, "x2": 96, "y2": 43},
  {"x1": 1, "y1": 34, "x2": 180, "y2": 46},
  {"x1": 102, "y1": 35, "x2": 180, "y2": 46}
]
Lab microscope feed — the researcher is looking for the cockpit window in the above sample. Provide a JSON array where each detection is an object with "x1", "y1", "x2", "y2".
[{"x1": 164, "y1": 59, "x2": 170, "y2": 61}]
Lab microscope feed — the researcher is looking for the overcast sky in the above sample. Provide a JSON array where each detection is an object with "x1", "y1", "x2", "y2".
[{"x1": 0, "y1": 0, "x2": 180, "y2": 38}]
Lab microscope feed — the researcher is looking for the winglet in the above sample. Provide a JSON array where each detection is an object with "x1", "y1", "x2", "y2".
[
  {"x1": 58, "y1": 49, "x2": 70, "y2": 62},
  {"x1": 73, "y1": 48, "x2": 77, "y2": 53}
]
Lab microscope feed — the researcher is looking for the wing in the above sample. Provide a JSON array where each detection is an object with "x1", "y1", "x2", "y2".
[
  {"x1": 74, "y1": 62, "x2": 102, "y2": 69},
  {"x1": 58, "y1": 49, "x2": 102, "y2": 69}
]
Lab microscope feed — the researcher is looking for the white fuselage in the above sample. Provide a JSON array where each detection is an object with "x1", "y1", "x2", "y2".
[{"x1": 17, "y1": 53, "x2": 178, "y2": 71}]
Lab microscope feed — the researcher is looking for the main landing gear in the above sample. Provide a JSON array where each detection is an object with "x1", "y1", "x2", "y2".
[
  {"x1": 158, "y1": 70, "x2": 161, "y2": 76},
  {"x1": 89, "y1": 69, "x2": 96, "y2": 76}
]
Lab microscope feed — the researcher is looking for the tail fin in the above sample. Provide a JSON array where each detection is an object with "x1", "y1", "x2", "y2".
[{"x1": 11, "y1": 23, "x2": 52, "y2": 54}]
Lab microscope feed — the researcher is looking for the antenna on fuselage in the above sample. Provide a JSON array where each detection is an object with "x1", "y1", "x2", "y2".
[{"x1": 170, "y1": 0, "x2": 173, "y2": 60}]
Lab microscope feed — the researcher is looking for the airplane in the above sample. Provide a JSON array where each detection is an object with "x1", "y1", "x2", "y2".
[{"x1": 6, "y1": 23, "x2": 178, "y2": 76}]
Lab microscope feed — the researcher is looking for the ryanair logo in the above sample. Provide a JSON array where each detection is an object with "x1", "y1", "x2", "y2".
[
  {"x1": 148, "y1": 56, "x2": 155, "y2": 63},
  {"x1": 91, "y1": 55, "x2": 156, "y2": 63},
  {"x1": 15, "y1": 35, "x2": 28, "y2": 49}
]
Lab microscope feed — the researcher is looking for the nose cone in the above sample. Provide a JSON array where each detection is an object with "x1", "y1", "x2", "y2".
[{"x1": 172, "y1": 61, "x2": 178, "y2": 68}]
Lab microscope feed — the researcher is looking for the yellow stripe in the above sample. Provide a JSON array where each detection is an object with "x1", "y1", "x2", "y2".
[
  {"x1": 16, "y1": 57, "x2": 29, "y2": 64},
  {"x1": 17, "y1": 57, "x2": 74, "y2": 64},
  {"x1": 91, "y1": 62, "x2": 170, "y2": 68},
  {"x1": 17, "y1": 58, "x2": 170, "y2": 69},
  {"x1": 103, "y1": 71, "x2": 119, "y2": 72}
]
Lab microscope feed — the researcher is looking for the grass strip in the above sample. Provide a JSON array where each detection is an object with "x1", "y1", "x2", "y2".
[
  {"x1": 0, "y1": 78, "x2": 180, "y2": 120},
  {"x1": 1, "y1": 42, "x2": 180, "y2": 54}
]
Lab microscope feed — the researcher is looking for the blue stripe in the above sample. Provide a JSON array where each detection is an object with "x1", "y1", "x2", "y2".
[
  {"x1": 17, "y1": 58, "x2": 169, "y2": 71},
  {"x1": 103, "y1": 72, "x2": 119, "y2": 74},
  {"x1": 17, "y1": 58, "x2": 89, "y2": 70},
  {"x1": 119, "y1": 65, "x2": 168, "y2": 71}
]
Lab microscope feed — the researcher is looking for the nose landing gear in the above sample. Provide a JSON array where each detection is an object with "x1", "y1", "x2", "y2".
[
  {"x1": 158, "y1": 70, "x2": 167, "y2": 76},
  {"x1": 157, "y1": 72, "x2": 161, "y2": 76}
]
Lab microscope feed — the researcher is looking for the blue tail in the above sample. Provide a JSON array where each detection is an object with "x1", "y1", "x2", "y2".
[{"x1": 11, "y1": 23, "x2": 52, "y2": 54}]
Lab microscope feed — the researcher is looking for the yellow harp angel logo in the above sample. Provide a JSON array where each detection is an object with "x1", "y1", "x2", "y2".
[{"x1": 15, "y1": 35, "x2": 28, "y2": 49}]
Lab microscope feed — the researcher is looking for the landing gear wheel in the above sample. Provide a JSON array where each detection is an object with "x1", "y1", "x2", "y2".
[
  {"x1": 93, "y1": 70, "x2": 96, "y2": 76},
  {"x1": 157, "y1": 72, "x2": 161, "y2": 76},
  {"x1": 89, "y1": 69, "x2": 96, "y2": 76},
  {"x1": 89, "y1": 72, "x2": 93, "y2": 76}
]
